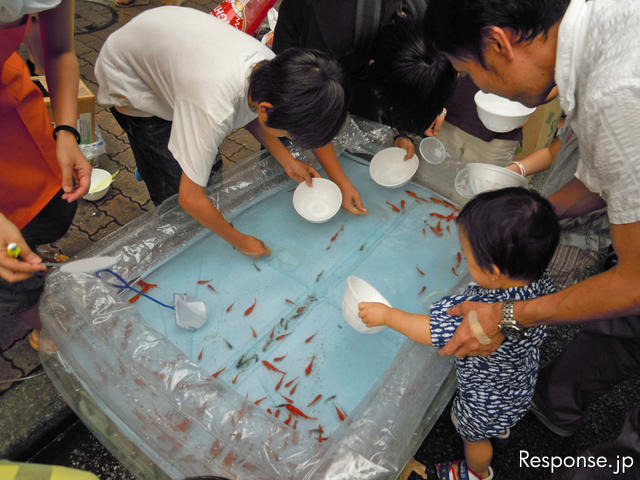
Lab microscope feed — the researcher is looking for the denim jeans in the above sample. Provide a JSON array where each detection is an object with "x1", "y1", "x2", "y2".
[{"x1": 111, "y1": 108, "x2": 222, "y2": 206}]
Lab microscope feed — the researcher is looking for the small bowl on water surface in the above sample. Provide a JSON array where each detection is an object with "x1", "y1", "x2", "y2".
[
  {"x1": 293, "y1": 177, "x2": 342, "y2": 223},
  {"x1": 370, "y1": 147, "x2": 419, "y2": 188},
  {"x1": 341, "y1": 275, "x2": 391, "y2": 334},
  {"x1": 474, "y1": 91, "x2": 536, "y2": 133},
  {"x1": 466, "y1": 162, "x2": 527, "y2": 195}
]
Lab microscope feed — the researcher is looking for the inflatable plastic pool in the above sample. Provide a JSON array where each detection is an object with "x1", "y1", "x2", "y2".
[{"x1": 39, "y1": 120, "x2": 467, "y2": 479}]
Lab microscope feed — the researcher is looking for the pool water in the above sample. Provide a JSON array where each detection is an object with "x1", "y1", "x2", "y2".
[{"x1": 131, "y1": 155, "x2": 465, "y2": 437}]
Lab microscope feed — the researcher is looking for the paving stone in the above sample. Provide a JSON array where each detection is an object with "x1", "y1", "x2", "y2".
[
  {"x1": 49, "y1": 225, "x2": 93, "y2": 258},
  {"x1": 95, "y1": 194, "x2": 147, "y2": 228},
  {"x1": 3, "y1": 339, "x2": 39, "y2": 376},
  {"x1": 94, "y1": 153, "x2": 121, "y2": 175},
  {"x1": 73, "y1": 41, "x2": 94, "y2": 57},
  {"x1": 219, "y1": 137, "x2": 243, "y2": 159},
  {"x1": 111, "y1": 170, "x2": 151, "y2": 206},
  {"x1": 112, "y1": 149, "x2": 137, "y2": 171},
  {"x1": 89, "y1": 220, "x2": 122, "y2": 242},
  {"x1": 228, "y1": 128, "x2": 260, "y2": 150},
  {"x1": 73, "y1": 199, "x2": 117, "y2": 236},
  {"x1": 96, "y1": 109, "x2": 125, "y2": 140},
  {"x1": 0, "y1": 361, "x2": 24, "y2": 394}
]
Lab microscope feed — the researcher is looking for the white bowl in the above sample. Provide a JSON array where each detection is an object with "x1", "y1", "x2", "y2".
[
  {"x1": 370, "y1": 147, "x2": 419, "y2": 188},
  {"x1": 83, "y1": 168, "x2": 112, "y2": 201},
  {"x1": 292, "y1": 177, "x2": 342, "y2": 223},
  {"x1": 419, "y1": 136, "x2": 447, "y2": 165},
  {"x1": 474, "y1": 91, "x2": 536, "y2": 133},
  {"x1": 454, "y1": 167, "x2": 473, "y2": 199},
  {"x1": 467, "y1": 162, "x2": 527, "y2": 195},
  {"x1": 341, "y1": 275, "x2": 391, "y2": 334}
]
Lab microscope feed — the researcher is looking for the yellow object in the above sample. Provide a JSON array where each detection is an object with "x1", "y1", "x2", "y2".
[
  {"x1": 89, "y1": 169, "x2": 120, "y2": 194},
  {"x1": 6, "y1": 242, "x2": 21, "y2": 259},
  {"x1": 0, "y1": 460, "x2": 99, "y2": 480}
]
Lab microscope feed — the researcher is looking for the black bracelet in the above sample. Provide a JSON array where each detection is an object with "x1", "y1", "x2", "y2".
[
  {"x1": 53, "y1": 125, "x2": 81, "y2": 144},
  {"x1": 393, "y1": 132, "x2": 412, "y2": 143}
]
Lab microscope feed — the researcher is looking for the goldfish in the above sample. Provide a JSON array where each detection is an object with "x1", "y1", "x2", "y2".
[{"x1": 244, "y1": 298, "x2": 257, "y2": 316}]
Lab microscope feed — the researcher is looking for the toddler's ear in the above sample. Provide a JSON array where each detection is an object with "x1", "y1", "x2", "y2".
[{"x1": 490, "y1": 264, "x2": 502, "y2": 279}]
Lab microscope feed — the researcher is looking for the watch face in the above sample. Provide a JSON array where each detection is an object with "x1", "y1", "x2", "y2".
[{"x1": 500, "y1": 323, "x2": 525, "y2": 340}]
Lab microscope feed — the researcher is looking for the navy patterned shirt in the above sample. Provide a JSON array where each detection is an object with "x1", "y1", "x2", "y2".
[{"x1": 430, "y1": 272, "x2": 556, "y2": 441}]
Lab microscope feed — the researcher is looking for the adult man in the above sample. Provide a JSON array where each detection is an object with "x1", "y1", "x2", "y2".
[
  {"x1": 96, "y1": 7, "x2": 365, "y2": 258},
  {"x1": 423, "y1": 0, "x2": 640, "y2": 477}
]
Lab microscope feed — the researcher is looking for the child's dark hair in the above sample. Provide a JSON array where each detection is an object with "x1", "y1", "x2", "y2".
[
  {"x1": 456, "y1": 187, "x2": 560, "y2": 283},
  {"x1": 248, "y1": 48, "x2": 349, "y2": 149},
  {"x1": 372, "y1": 20, "x2": 456, "y2": 135}
]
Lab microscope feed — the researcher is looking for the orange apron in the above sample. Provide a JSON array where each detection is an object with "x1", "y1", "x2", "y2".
[{"x1": 0, "y1": 16, "x2": 62, "y2": 229}]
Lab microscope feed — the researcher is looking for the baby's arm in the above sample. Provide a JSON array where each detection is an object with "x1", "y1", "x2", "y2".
[{"x1": 358, "y1": 302, "x2": 432, "y2": 345}]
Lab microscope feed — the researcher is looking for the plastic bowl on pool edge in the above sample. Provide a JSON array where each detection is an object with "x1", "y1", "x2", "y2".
[
  {"x1": 341, "y1": 275, "x2": 390, "y2": 334},
  {"x1": 466, "y1": 162, "x2": 527, "y2": 195},
  {"x1": 293, "y1": 177, "x2": 342, "y2": 223},
  {"x1": 474, "y1": 91, "x2": 536, "y2": 133},
  {"x1": 419, "y1": 136, "x2": 447, "y2": 165},
  {"x1": 369, "y1": 147, "x2": 419, "y2": 188}
]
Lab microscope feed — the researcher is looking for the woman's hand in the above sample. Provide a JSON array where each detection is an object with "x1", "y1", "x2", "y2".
[
  {"x1": 358, "y1": 301, "x2": 390, "y2": 328},
  {"x1": 56, "y1": 132, "x2": 92, "y2": 202},
  {"x1": 0, "y1": 215, "x2": 46, "y2": 282}
]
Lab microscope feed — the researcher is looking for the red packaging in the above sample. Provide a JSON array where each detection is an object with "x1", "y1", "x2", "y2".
[{"x1": 210, "y1": 0, "x2": 277, "y2": 36}]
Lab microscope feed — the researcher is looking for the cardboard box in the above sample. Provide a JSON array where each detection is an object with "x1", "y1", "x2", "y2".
[
  {"x1": 31, "y1": 75, "x2": 96, "y2": 144},
  {"x1": 513, "y1": 97, "x2": 563, "y2": 161}
]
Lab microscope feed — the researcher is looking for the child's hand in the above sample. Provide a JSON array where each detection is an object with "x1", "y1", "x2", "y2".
[
  {"x1": 394, "y1": 136, "x2": 415, "y2": 160},
  {"x1": 339, "y1": 182, "x2": 367, "y2": 215},
  {"x1": 235, "y1": 235, "x2": 271, "y2": 258},
  {"x1": 284, "y1": 159, "x2": 320, "y2": 186},
  {"x1": 358, "y1": 302, "x2": 389, "y2": 328},
  {"x1": 424, "y1": 108, "x2": 447, "y2": 137}
]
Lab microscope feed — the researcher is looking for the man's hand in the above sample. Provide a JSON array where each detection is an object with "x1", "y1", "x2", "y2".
[
  {"x1": 234, "y1": 235, "x2": 271, "y2": 258},
  {"x1": 338, "y1": 182, "x2": 367, "y2": 215},
  {"x1": 0, "y1": 215, "x2": 45, "y2": 282},
  {"x1": 441, "y1": 301, "x2": 504, "y2": 357},
  {"x1": 56, "y1": 133, "x2": 92, "y2": 202},
  {"x1": 283, "y1": 158, "x2": 320, "y2": 186},
  {"x1": 424, "y1": 108, "x2": 447, "y2": 137},
  {"x1": 358, "y1": 301, "x2": 389, "y2": 328},
  {"x1": 394, "y1": 136, "x2": 415, "y2": 160}
]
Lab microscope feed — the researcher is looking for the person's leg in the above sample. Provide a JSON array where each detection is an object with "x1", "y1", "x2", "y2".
[
  {"x1": 110, "y1": 108, "x2": 182, "y2": 205},
  {"x1": 550, "y1": 406, "x2": 640, "y2": 479},
  {"x1": 533, "y1": 317, "x2": 640, "y2": 435},
  {"x1": 0, "y1": 189, "x2": 76, "y2": 318},
  {"x1": 464, "y1": 438, "x2": 493, "y2": 478}
]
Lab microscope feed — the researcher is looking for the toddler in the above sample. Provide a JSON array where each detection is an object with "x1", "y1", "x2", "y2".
[{"x1": 359, "y1": 187, "x2": 560, "y2": 480}]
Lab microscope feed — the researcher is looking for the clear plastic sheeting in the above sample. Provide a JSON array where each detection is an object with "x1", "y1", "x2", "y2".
[{"x1": 39, "y1": 118, "x2": 467, "y2": 479}]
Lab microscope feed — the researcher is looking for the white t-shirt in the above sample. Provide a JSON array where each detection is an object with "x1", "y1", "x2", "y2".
[
  {"x1": 95, "y1": 6, "x2": 275, "y2": 187},
  {"x1": 555, "y1": 0, "x2": 640, "y2": 224}
]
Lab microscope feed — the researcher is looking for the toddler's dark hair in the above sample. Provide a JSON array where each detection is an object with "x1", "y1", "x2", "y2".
[
  {"x1": 248, "y1": 48, "x2": 349, "y2": 149},
  {"x1": 456, "y1": 187, "x2": 560, "y2": 283}
]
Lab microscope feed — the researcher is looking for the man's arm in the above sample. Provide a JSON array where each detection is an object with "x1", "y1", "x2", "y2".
[
  {"x1": 178, "y1": 174, "x2": 270, "y2": 257},
  {"x1": 548, "y1": 177, "x2": 606, "y2": 219},
  {"x1": 442, "y1": 221, "x2": 640, "y2": 357},
  {"x1": 38, "y1": 0, "x2": 91, "y2": 201}
]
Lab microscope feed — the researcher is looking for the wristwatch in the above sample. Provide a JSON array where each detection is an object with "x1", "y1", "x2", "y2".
[{"x1": 499, "y1": 299, "x2": 527, "y2": 340}]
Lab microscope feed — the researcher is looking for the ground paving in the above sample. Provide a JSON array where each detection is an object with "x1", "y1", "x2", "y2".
[{"x1": 1, "y1": 1, "x2": 639, "y2": 479}]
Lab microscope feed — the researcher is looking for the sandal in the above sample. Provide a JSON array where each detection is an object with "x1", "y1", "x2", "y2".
[
  {"x1": 28, "y1": 329, "x2": 39, "y2": 351},
  {"x1": 435, "y1": 459, "x2": 494, "y2": 480}
]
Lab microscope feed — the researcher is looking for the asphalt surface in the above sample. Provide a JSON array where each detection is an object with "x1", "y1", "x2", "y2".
[{"x1": 2, "y1": 1, "x2": 639, "y2": 479}]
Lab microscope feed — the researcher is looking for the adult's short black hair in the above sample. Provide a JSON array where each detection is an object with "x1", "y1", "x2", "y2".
[
  {"x1": 372, "y1": 20, "x2": 456, "y2": 135},
  {"x1": 456, "y1": 187, "x2": 560, "y2": 283},
  {"x1": 248, "y1": 47, "x2": 349, "y2": 149},
  {"x1": 424, "y1": 0, "x2": 570, "y2": 67}
]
